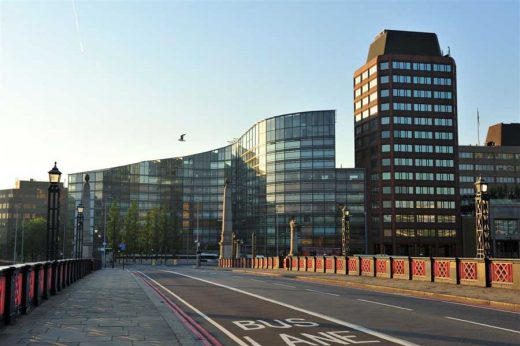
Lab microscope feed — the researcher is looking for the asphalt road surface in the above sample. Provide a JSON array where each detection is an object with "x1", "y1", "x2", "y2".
[{"x1": 131, "y1": 266, "x2": 520, "y2": 346}]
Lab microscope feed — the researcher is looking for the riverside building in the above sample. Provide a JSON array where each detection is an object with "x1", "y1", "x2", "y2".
[
  {"x1": 68, "y1": 110, "x2": 366, "y2": 257},
  {"x1": 354, "y1": 30, "x2": 460, "y2": 256}
]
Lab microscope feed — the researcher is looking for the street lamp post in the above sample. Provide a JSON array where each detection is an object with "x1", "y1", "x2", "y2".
[
  {"x1": 46, "y1": 162, "x2": 62, "y2": 261},
  {"x1": 196, "y1": 201, "x2": 201, "y2": 267},
  {"x1": 475, "y1": 176, "x2": 491, "y2": 258},
  {"x1": 76, "y1": 203, "x2": 84, "y2": 258},
  {"x1": 339, "y1": 205, "x2": 351, "y2": 256}
]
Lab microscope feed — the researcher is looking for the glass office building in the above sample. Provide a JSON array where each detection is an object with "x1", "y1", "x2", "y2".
[{"x1": 68, "y1": 110, "x2": 366, "y2": 257}]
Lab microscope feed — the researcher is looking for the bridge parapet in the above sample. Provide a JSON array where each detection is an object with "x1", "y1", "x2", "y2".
[
  {"x1": 219, "y1": 256, "x2": 520, "y2": 290},
  {"x1": 0, "y1": 259, "x2": 98, "y2": 326}
]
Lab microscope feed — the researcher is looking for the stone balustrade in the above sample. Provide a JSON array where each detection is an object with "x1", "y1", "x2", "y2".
[{"x1": 219, "y1": 256, "x2": 520, "y2": 290}]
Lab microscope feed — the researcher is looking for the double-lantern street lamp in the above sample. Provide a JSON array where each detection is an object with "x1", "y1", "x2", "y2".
[
  {"x1": 46, "y1": 162, "x2": 62, "y2": 261},
  {"x1": 475, "y1": 176, "x2": 492, "y2": 258},
  {"x1": 75, "y1": 203, "x2": 84, "y2": 258}
]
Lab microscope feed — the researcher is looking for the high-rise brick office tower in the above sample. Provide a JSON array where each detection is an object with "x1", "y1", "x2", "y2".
[{"x1": 354, "y1": 30, "x2": 460, "y2": 256}]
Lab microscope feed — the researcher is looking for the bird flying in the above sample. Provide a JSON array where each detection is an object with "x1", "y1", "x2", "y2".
[{"x1": 179, "y1": 134, "x2": 186, "y2": 142}]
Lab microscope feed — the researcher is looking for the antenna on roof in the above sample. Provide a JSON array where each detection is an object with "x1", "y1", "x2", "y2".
[
  {"x1": 444, "y1": 46, "x2": 451, "y2": 57},
  {"x1": 477, "y1": 108, "x2": 481, "y2": 146}
]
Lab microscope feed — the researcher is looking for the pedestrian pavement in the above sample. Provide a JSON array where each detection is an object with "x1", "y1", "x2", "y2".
[
  {"x1": 0, "y1": 268, "x2": 203, "y2": 346},
  {"x1": 230, "y1": 267, "x2": 520, "y2": 312}
]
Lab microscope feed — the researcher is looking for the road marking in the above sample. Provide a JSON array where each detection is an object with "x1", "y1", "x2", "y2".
[
  {"x1": 274, "y1": 283, "x2": 296, "y2": 288},
  {"x1": 357, "y1": 299, "x2": 412, "y2": 311},
  {"x1": 305, "y1": 288, "x2": 340, "y2": 297},
  {"x1": 162, "y1": 270, "x2": 419, "y2": 346},
  {"x1": 138, "y1": 271, "x2": 249, "y2": 346},
  {"x1": 445, "y1": 316, "x2": 520, "y2": 334}
]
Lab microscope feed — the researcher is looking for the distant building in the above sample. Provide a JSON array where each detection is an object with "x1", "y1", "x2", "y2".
[
  {"x1": 68, "y1": 110, "x2": 367, "y2": 257},
  {"x1": 0, "y1": 179, "x2": 68, "y2": 262},
  {"x1": 354, "y1": 30, "x2": 460, "y2": 256},
  {"x1": 485, "y1": 123, "x2": 520, "y2": 147},
  {"x1": 459, "y1": 123, "x2": 520, "y2": 258}
]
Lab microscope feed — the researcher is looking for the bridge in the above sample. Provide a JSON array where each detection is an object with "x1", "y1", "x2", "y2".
[{"x1": 0, "y1": 258, "x2": 519, "y2": 345}]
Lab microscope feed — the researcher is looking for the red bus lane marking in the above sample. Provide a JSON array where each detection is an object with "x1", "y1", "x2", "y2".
[
  {"x1": 156, "y1": 270, "x2": 419, "y2": 346},
  {"x1": 131, "y1": 271, "x2": 222, "y2": 346}
]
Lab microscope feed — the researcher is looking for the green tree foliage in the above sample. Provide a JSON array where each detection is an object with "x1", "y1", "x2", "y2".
[
  {"x1": 21, "y1": 217, "x2": 47, "y2": 261},
  {"x1": 122, "y1": 200, "x2": 139, "y2": 254},
  {"x1": 107, "y1": 201, "x2": 121, "y2": 252}
]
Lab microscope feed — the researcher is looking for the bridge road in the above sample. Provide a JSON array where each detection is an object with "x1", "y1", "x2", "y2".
[{"x1": 135, "y1": 266, "x2": 520, "y2": 346}]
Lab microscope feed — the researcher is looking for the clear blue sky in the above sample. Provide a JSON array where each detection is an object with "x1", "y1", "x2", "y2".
[{"x1": 0, "y1": 0, "x2": 518, "y2": 189}]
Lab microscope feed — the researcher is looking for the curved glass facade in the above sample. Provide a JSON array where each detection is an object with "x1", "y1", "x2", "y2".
[{"x1": 68, "y1": 110, "x2": 366, "y2": 257}]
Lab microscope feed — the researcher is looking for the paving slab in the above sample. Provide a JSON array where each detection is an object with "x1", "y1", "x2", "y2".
[{"x1": 0, "y1": 268, "x2": 203, "y2": 346}]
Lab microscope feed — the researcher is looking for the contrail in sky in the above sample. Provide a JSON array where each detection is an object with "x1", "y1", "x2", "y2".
[{"x1": 71, "y1": 0, "x2": 84, "y2": 53}]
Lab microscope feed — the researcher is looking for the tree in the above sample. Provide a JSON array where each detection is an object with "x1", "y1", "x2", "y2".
[
  {"x1": 123, "y1": 200, "x2": 139, "y2": 256},
  {"x1": 107, "y1": 201, "x2": 121, "y2": 254},
  {"x1": 22, "y1": 217, "x2": 47, "y2": 262}
]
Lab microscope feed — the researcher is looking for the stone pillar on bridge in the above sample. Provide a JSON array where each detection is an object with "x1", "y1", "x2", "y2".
[
  {"x1": 81, "y1": 175, "x2": 91, "y2": 259},
  {"x1": 219, "y1": 179, "x2": 233, "y2": 259}
]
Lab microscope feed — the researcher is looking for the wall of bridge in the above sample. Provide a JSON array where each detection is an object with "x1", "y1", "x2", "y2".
[
  {"x1": 221, "y1": 256, "x2": 520, "y2": 290},
  {"x1": 0, "y1": 259, "x2": 99, "y2": 325}
]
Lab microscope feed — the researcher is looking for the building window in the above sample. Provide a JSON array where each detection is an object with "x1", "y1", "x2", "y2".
[
  {"x1": 395, "y1": 130, "x2": 412, "y2": 138},
  {"x1": 380, "y1": 75, "x2": 389, "y2": 84},
  {"x1": 370, "y1": 105, "x2": 378, "y2": 115},
  {"x1": 380, "y1": 89, "x2": 389, "y2": 97},
  {"x1": 414, "y1": 131, "x2": 433, "y2": 139},
  {"x1": 395, "y1": 172, "x2": 414, "y2": 180},
  {"x1": 435, "y1": 132, "x2": 454, "y2": 140},
  {"x1": 416, "y1": 215, "x2": 436, "y2": 223},
  {"x1": 436, "y1": 159, "x2": 454, "y2": 167},
  {"x1": 393, "y1": 75, "x2": 411, "y2": 84},
  {"x1": 393, "y1": 89, "x2": 412, "y2": 97},
  {"x1": 395, "y1": 186, "x2": 414, "y2": 194},
  {"x1": 393, "y1": 103, "x2": 412, "y2": 111},
  {"x1": 414, "y1": 117, "x2": 433, "y2": 126},
  {"x1": 381, "y1": 131, "x2": 390, "y2": 139},
  {"x1": 433, "y1": 64, "x2": 452, "y2": 72},
  {"x1": 436, "y1": 173, "x2": 454, "y2": 181},
  {"x1": 413, "y1": 90, "x2": 432, "y2": 98},
  {"x1": 433, "y1": 77, "x2": 452, "y2": 85},
  {"x1": 369, "y1": 65, "x2": 377, "y2": 75},
  {"x1": 381, "y1": 117, "x2": 390, "y2": 125},
  {"x1": 436, "y1": 187, "x2": 455, "y2": 195},
  {"x1": 438, "y1": 215, "x2": 456, "y2": 223},
  {"x1": 415, "y1": 159, "x2": 434, "y2": 167},
  {"x1": 382, "y1": 172, "x2": 391, "y2": 180},
  {"x1": 434, "y1": 118, "x2": 453, "y2": 126},
  {"x1": 434, "y1": 105, "x2": 453, "y2": 113},
  {"x1": 392, "y1": 61, "x2": 411, "y2": 69},
  {"x1": 415, "y1": 145, "x2": 433, "y2": 153},
  {"x1": 394, "y1": 144, "x2": 413, "y2": 152},
  {"x1": 414, "y1": 103, "x2": 433, "y2": 112},
  {"x1": 413, "y1": 76, "x2": 432, "y2": 85},
  {"x1": 437, "y1": 201, "x2": 455, "y2": 209},
  {"x1": 394, "y1": 116, "x2": 412, "y2": 125},
  {"x1": 394, "y1": 158, "x2": 413, "y2": 166},
  {"x1": 380, "y1": 62, "x2": 389, "y2": 70},
  {"x1": 416, "y1": 172, "x2": 434, "y2": 180},
  {"x1": 494, "y1": 219, "x2": 519, "y2": 236},
  {"x1": 416, "y1": 186, "x2": 434, "y2": 194},
  {"x1": 416, "y1": 200, "x2": 435, "y2": 209},
  {"x1": 395, "y1": 200, "x2": 414, "y2": 208},
  {"x1": 413, "y1": 63, "x2": 431, "y2": 71},
  {"x1": 381, "y1": 103, "x2": 390, "y2": 111},
  {"x1": 382, "y1": 144, "x2": 390, "y2": 152}
]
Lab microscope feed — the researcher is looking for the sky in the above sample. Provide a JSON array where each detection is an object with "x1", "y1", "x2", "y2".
[{"x1": 0, "y1": 0, "x2": 518, "y2": 189}]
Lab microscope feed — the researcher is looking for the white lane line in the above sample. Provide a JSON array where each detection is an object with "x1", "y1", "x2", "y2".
[
  {"x1": 446, "y1": 316, "x2": 520, "y2": 334},
  {"x1": 305, "y1": 288, "x2": 340, "y2": 297},
  {"x1": 138, "y1": 271, "x2": 249, "y2": 346},
  {"x1": 273, "y1": 283, "x2": 296, "y2": 288},
  {"x1": 161, "y1": 270, "x2": 419, "y2": 346},
  {"x1": 357, "y1": 299, "x2": 413, "y2": 311}
]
